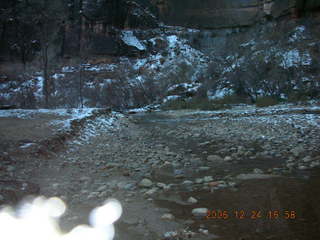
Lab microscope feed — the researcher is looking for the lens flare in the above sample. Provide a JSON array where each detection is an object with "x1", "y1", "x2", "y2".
[
  {"x1": 89, "y1": 198, "x2": 123, "y2": 226},
  {"x1": 0, "y1": 196, "x2": 122, "y2": 240}
]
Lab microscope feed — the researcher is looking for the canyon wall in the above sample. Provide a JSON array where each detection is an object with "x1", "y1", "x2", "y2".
[{"x1": 152, "y1": 0, "x2": 320, "y2": 28}]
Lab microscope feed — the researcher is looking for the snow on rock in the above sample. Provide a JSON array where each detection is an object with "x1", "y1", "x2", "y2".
[
  {"x1": 128, "y1": 75, "x2": 145, "y2": 86},
  {"x1": 0, "y1": 82, "x2": 10, "y2": 90},
  {"x1": 84, "y1": 64, "x2": 117, "y2": 72},
  {"x1": 0, "y1": 74, "x2": 44, "y2": 102},
  {"x1": 127, "y1": 107, "x2": 150, "y2": 113},
  {"x1": 103, "y1": 79, "x2": 115, "y2": 85},
  {"x1": 222, "y1": 55, "x2": 245, "y2": 73},
  {"x1": 133, "y1": 58, "x2": 148, "y2": 70},
  {"x1": 278, "y1": 49, "x2": 312, "y2": 68},
  {"x1": 289, "y1": 26, "x2": 306, "y2": 43},
  {"x1": 50, "y1": 108, "x2": 99, "y2": 130},
  {"x1": 34, "y1": 76, "x2": 44, "y2": 99},
  {"x1": 163, "y1": 95, "x2": 181, "y2": 103},
  {"x1": 121, "y1": 30, "x2": 146, "y2": 51},
  {"x1": 208, "y1": 88, "x2": 234, "y2": 100},
  {"x1": 62, "y1": 66, "x2": 76, "y2": 73},
  {"x1": 167, "y1": 35, "x2": 178, "y2": 48},
  {"x1": 167, "y1": 82, "x2": 201, "y2": 96},
  {"x1": 52, "y1": 73, "x2": 65, "y2": 80},
  {"x1": 130, "y1": 33, "x2": 208, "y2": 85},
  {"x1": 0, "y1": 93, "x2": 11, "y2": 100},
  {"x1": 240, "y1": 40, "x2": 256, "y2": 48},
  {"x1": 85, "y1": 82, "x2": 95, "y2": 89}
]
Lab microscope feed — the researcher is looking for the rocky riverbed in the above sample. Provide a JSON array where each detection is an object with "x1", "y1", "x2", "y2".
[{"x1": 1, "y1": 104, "x2": 320, "y2": 240}]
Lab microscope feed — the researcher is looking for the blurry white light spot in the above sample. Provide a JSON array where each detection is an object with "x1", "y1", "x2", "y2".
[
  {"x1": 0, "y1": 196, "x2": 122, "y2": 240},
  {"x1": 89, "y1": 198, "x2": 123, "y2": 227}
]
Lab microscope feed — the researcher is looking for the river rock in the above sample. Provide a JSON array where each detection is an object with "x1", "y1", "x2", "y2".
[
  {"x1": 192, "y1": 208, "x2": 208, "y2": 217},
  {"x1": 207, "y1": 155, "x2": 223, "y2": 162},
  {"x1": 291, "y1": 146, "x2": 304, "y2": 157},
  {"x1": 183, "y1": 180, "x2": 193, "y2": 185},
  {"x1": 187, "y1": 197, "x2": 198, "y2": 204},
  {"x1": 302, "y1": 156, "x2": 312, "y2": 163},
  {"x1": 199, "y1": 166, "x2": 210, "y2": 171},
  {"x1": 97, "y1": 185, "x2": 108, "y2": 192},
  {"x1": 298, "y1": 165, "x2": 308, "y2": 170},
  {"x1": 208, "y1": 181, "x2": 220, "y2": 187},
  {"x1": 310, "y1": 161, "x2": 320, "y2": 168},
  {"x1": 161, "y1": 213, "x2": 175, "y2": 220},
  {"x1": 145, "y1": 187, "x2": 158, "y2": 195},
  {"x1": 253, "y1": 168, "x2": 263, "y2": 174},
  {"x1": 195, "y1": 178, "x2": 203, "y2": 184},
  {"x1": 203, "y1": 176, "x2": 214, "y2": 182},
  {"x1": 287, "y1": 163, "x2": 295, "y2": 168}
]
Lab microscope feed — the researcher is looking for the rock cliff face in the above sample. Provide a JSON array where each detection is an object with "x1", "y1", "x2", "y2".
[
  {"x1": 152, "y1": 0, "x2": 320, "y2": 28},
  {"x1": 1, "y1": 0, "x2": 320, "y2": 108}
]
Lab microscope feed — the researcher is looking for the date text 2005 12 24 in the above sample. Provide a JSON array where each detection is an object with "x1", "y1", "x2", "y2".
[{"x1": 206, "y1": 210, "x2": 297, "y2": 220}]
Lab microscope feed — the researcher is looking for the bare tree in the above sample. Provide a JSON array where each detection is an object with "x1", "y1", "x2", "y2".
[
  {"x1": 34, "y1": 0, "x2": 66, "y2": 108},
  {"x1": 78, "y1": 0, "x2": 84, "y2": 108}
]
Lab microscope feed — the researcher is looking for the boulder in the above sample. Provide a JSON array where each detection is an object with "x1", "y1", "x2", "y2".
[
  {"x1": 139, "y1": 178, "x2": 153, "y2": 188},
  {"x1": 236, "y1": 173, "x2": 279, "y2": 180}
]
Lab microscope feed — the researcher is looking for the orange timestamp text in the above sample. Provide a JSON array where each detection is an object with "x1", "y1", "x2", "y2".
[{"x1": 206, "y1": 210, "x2": 297, "y2": 220}]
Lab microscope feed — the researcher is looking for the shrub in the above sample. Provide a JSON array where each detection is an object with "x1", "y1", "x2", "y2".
[
  {"x1": 211, "y1": 94, "x2": 250, "y2": 105},
  {"x1": 256, "y1": 96, "x2": 279, "y2": 107},
  {"x1": 288, "y1": 92, "x2": 309, "y2": 103},
  {"x1": 161, "y1": 97, "x2": 231, "y2": 111}
]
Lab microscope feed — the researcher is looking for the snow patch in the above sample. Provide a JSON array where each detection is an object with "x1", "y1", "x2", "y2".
[
  {"x1": 72, "y1": 112, "x2": 123, "y2": 145},
  {"x1": 167, "y1": 35, "x2": 178, "y2": 48},
  {"x1": 85, "y1": 64, "x2": 117, "y2": 72},
  {"x1": 208, "y1": 88, "x2": 234, "y2": 100},
  {"x1": 121, "y1": 31, "x2": 146, "y2": 51},
  {"x1": 163, "y1": 95, "x2": 181, "y2": 103}
]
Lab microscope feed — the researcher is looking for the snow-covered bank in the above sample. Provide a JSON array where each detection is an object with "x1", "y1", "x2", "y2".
[
  {"x1": 0, "y1": 108, "x2": 97, "y2": 120},
  {"x1": 0, "y1": 107, "x2": 124, "y2": 157}
]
